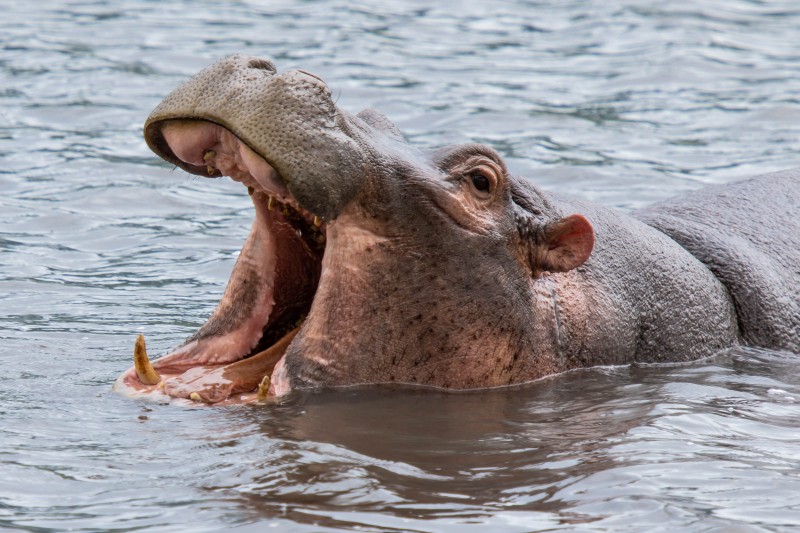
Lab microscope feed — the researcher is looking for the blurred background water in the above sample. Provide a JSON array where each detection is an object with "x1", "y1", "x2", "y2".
[{"x1": 1, "y1": 1, "x2": 799, "y2": 531}]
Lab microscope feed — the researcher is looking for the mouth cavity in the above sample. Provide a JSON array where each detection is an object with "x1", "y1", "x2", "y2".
[{"x1": 116, "y1": 119, "x2": 326, "y2": 404}]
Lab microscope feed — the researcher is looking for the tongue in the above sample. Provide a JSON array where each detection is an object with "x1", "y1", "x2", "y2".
[{"x1": 162, "y1": 326, "x2": 299, "y2": 403}]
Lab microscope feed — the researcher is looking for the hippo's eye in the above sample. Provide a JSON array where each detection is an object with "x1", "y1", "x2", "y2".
[{"x1": 470, "y1": 172, "x2": 491, "y2": 193}]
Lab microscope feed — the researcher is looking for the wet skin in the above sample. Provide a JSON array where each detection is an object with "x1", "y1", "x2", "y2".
[{"x1": 114, "y1": 55, "x2": 800, "y2": 404}]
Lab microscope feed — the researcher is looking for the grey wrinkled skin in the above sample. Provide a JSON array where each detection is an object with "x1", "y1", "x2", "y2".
[
  {"x1": 143, "y1": 54, "x2": 798, "y2": 393},
  {"x1": 635, "y1": 170, "x2": 800, "y2": 351}
]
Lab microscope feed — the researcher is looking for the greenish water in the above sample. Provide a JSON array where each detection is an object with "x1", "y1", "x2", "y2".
[{"x1": 2, "y1": 1, "x2": 800, "y2": 531}]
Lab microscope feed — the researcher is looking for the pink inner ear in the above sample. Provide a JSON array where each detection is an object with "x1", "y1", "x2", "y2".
[{"x1": 543, "y1": 214, "x2": 595, "y2": 272}]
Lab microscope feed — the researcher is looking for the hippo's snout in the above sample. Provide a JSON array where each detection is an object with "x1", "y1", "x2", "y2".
[{"x1": 144, "y1": 54, "x2": 369, "y2": 222}]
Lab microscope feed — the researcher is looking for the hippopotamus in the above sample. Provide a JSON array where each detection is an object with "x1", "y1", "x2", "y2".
[{"x1": 114, "y1": 55, "x2": 800, "y2": 404}]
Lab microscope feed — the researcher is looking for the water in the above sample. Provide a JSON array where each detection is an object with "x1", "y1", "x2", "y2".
[{"x1": 1, "y1": 0, "x2": 799, "y2": 530}]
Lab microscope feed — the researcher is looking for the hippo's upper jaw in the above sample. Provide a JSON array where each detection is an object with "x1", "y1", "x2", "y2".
[{"x1": 114, "y1": 55, "x2": 601, "y2": 405}]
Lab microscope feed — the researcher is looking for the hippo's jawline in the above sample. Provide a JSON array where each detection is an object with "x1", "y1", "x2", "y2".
[{"x1": 118, "y1": 120, "x2": 327, "y2": 403}]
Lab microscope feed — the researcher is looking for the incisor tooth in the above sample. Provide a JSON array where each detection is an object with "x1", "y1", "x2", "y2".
[
  {"x1": 203, "y1": 150, "x2": 216, "y2": 161},
  {"x1": 257, "y1": 374, "x2": 271, "y2": 401},
  {"x1": 189, "y1": 392, "x2": 202, "y2": 402},
  {"x1": 207, "y1": 165, "x2": 216, "y2": 176},
  {"x1": 133, "y1": 334, "x2": 161, "y2": 386},
  {"x1": 268, "y1": 196, "x2": 275, "y2": 210},
  {"x1": 313, "y1": 215, "x2": 322, "y2": 227}
]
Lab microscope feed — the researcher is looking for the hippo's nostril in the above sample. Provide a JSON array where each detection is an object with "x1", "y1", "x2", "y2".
[{"x1": 248, "y1": 58, "x2": 275, "y2": 71}]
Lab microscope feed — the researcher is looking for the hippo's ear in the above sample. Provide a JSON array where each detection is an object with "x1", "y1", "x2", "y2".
[{"x1": 537, "y1": 214, "x2": 594, "y2": 273}]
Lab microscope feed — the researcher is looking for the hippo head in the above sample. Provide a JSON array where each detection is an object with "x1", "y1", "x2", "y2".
[{"x1": 115, "y1": 55, "x2": 594, "y2": 404}]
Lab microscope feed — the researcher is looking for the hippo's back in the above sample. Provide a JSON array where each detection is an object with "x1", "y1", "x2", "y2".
[{"x1": 635, "y1": 169, "x2": 800, "y2": 352}]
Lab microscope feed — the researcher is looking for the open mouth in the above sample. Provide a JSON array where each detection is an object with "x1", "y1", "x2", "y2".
[{"x1": 115, "y1": 119, "x2": 327, "y2": 404}]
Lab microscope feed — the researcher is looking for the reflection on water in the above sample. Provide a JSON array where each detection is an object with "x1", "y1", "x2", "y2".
[
  {"x1": 1, "y1": 1, "x2": 800, "y2": 531},
  {"x1": 220, "y1": 350, "x2": 800, "y2": 531}
]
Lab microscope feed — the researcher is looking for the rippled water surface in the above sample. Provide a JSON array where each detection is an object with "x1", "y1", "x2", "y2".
[{"x1": 2, "y1": 1, "x2": 800, "y2": 531}]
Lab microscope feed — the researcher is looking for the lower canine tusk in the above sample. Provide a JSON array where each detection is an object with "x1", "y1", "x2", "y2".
[
  {"x1": 133, "y1": 334, "x2": 162, "y2": 386},
  {"x1": 268, "y1": 196, "x2": 275, "y2": 210},
  {"x1": 257, "y1": 374, "x2": 271, "y2": 401},
  {"x1": 313, "y1": 215, "x2": 322, "y2": 227}
]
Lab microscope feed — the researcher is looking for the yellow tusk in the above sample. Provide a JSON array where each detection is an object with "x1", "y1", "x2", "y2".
[
  {"x1": 133, "y1": 334, "x2": 161, "y2": 386},
  {"x1": 313, "y1": 215, "x2": 322, "y2": 227},
  {"x1": 203, "y1": 150, "x2": 216, "y2": 161},
  {"x1": 207, "y1": 165, "x2": 216, "y2": 176},
  {"x1": 189, "y1": 392, "x2": 203, "y2": 402},
  {"x1": 268, "y1": 196, "x2": 275, "y2": 210},
  {"x1": 257, "y1": 374, "x2": 271, "y2": 401},
  {"x1": 247, "y1": 186, "x2": 255, "y2": 196}
]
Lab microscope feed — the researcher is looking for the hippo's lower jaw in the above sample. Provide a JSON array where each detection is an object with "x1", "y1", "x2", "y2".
[{"x1": 114, "y1": 120, "x2": 327, "y2": 404}]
